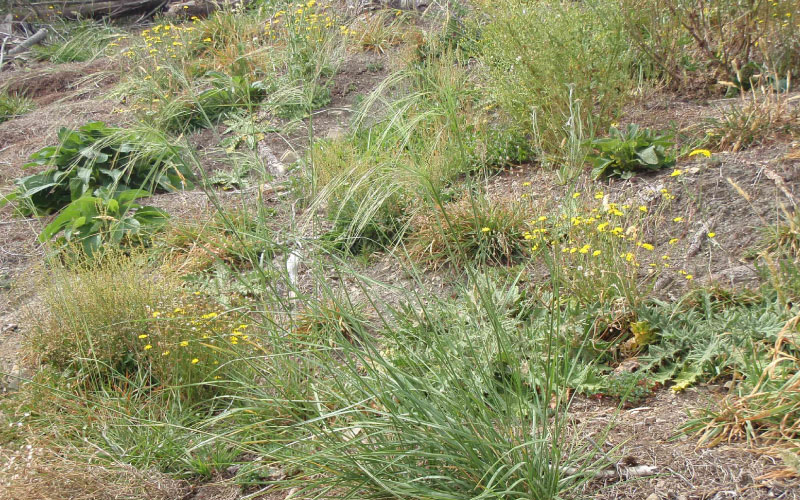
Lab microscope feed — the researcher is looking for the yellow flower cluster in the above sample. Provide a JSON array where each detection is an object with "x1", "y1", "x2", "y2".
[
  {"x1": 129, "y1": 22, "x2": 199, "y2": 63},
  {"x1": 139, "y1": 296, "x2": 261, "y2": 372},
  {"x1": 517, "y1": 173, "x2": 718, "y2": 285},
  {"x1": 268, "y1": 0, "x2": 339, "y2": 42}
]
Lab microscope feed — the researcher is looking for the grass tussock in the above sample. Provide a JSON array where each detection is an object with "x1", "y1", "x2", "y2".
[
  {"x1": 408, "y1": 193, "x2": 530, "y2": 268},
  {"x1": 706, "y1": 84, "x2": 800, "y2": 152},
  {"x1": 0, "y1": 92, "x2": 34, "y2": 123}
]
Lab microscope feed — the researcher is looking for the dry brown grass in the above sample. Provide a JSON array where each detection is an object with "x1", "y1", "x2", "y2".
[
  {"x1": 348, "y1": 10, "x2": 415, "y2": 54},
  {"x1": 0, "y1": 445, "x2": 188, "y2": 500},
  {"x1": 689, "y1": 316, "x2": 800, "y2": 460},
  {"x1": 707, "y1": 90, "x2": 800, "y2": 152}
]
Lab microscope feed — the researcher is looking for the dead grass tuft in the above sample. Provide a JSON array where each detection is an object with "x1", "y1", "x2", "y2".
[
  {"x1": 707, "y1": 89, "x2": 800, "y2": 152},
  {"x1": 689, "y1": 316, "x2": 800, "y2": 465}
]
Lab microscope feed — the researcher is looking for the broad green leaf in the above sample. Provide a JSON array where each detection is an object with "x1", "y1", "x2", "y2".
[{"x1": 636, "y1": 145, "x2": 660, "y2": 165}]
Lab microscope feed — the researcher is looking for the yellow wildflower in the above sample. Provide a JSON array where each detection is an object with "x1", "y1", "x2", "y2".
[{"x1": 688, "y1": 149, "x2": 711, "y2": 158}]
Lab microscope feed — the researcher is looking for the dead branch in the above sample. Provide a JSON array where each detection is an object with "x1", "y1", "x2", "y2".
[{"x1": 7, "y1": 27, "x2": 47, "y2": 56}]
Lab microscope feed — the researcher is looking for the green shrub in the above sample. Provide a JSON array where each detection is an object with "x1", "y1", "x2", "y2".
[
  {"x1": 587, "y1": 124, "x2": 675, "y2": 179},
  {"x1": 477, "y1": 0, "x2": 634, "y2": 151},
  {"x1": 2, "y1": 122, "x2": 193, "y2": 215},
  {"x1": 620, "y1": 0, "x2": 800, "y2": 89}
]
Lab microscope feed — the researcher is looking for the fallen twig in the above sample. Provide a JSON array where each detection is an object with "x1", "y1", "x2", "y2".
[
  {"x1": 0, "y1": 36, "x2": 9, "y2": 71},
  {"x1": 685, "y1": 218, "x2": 715, "y2": 259},
  {"x1": 7, "y1": 27, "x2": 47, "y2": 56},
  {"x1": 561, "y1": 463, "x2": 658, "y2": 480},
  {"x1": 763, "y1": 166, "x2": 797, "y2": 208}
]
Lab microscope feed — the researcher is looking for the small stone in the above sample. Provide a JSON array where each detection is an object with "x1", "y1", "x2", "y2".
[
  {"x1": 281, "y1": 150, "x2": 298, "y2": 165},
  {"x1": 260, "y1": 183, "x2": 275, "y2": 197},
  {"x1": 325, "y1": 127, "x2": 345, "y2": 141}
]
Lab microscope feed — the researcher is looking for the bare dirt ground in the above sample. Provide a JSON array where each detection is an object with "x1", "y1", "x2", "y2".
[
  {"x1": 575, "y1": 387, "x2": 800, "y2": 500},
  {"x1": 1, "y1": 27, "x2": 799, "y2": 500}
]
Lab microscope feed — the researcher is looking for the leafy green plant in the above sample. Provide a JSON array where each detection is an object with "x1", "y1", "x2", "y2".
[
  {"x1": 634, "y1": 290, "x2": 787, "y2": 392},
  {"x1": 683, "y1": 315, "x2": 800, "y2": 451},
  {"x1": 0, "y1": 91, "x2": 34, "y2": 123},
  {"x1": 2, "y1": 122, "x2": 193, "y2": 215},
  {"x1": 583, "y1": 370, "x2": 658, "y2": 406},
  {"x1": 219, "y1": 113, "x2": 277, "y2": 152},
  {"x1": 587, "y1": 124, "x2": 675, "y2": 179},
  {"x1": 39, "y1": 189, "x2": 169, "y2": 256}
]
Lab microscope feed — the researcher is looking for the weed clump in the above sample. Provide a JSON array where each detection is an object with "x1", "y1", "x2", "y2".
[{"x1": 27, "y1": 251, "x2": 252, "y2": 396}]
